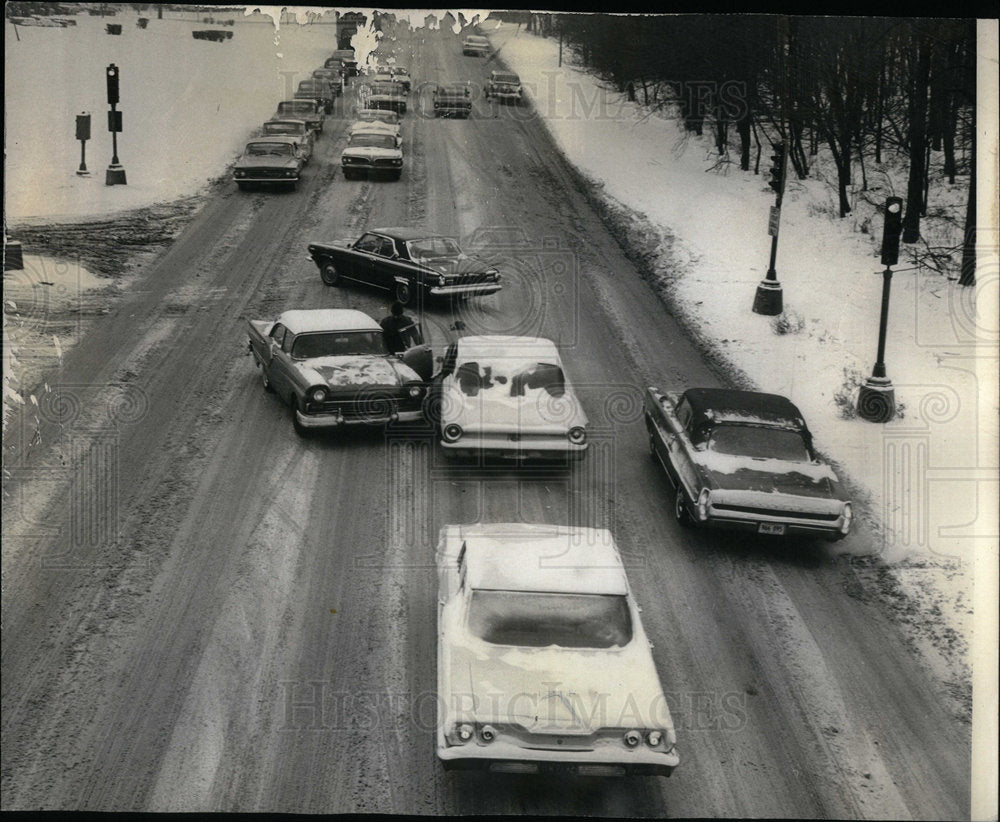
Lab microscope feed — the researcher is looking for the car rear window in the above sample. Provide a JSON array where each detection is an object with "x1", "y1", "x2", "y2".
[
  {"x1": 708, "y1": 424, "x2": 811, "y2": 462},
  {"x1": 468, "y1": 591, "x2": 632, "y2": 649}
]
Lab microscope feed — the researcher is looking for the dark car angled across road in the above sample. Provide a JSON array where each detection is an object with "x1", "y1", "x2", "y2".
[{"x1": 308, "y1": 228, "x2": 502, "y2": 307}]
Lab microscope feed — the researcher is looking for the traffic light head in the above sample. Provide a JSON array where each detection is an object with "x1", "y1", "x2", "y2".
[
  {"x1": 880, "y1": 197, "x2": 903, "y2": 266},
  {"x1": 768, "y1": 143, "x2": 785, "y2": 194},
  {"x1": 106, "y1": 63, "x2": 120, "y2": 105}
]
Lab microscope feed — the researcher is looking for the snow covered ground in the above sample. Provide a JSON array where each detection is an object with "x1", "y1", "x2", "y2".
[
  {"x1": 483, "y1": 20, "x2": 997, "y2": 664},
  {"x1": 4, "y1": 7, "x2": 337, "y2": 222}
]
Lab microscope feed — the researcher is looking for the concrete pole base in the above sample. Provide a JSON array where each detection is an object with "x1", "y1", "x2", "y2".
[
  {"x1": 752, "y1": 279, "x2": 783, "y2": 316},
  {"x1": 857, "y1": 376, "x2": 896, "y2": 423},
  {"x1": 105, "y1": 164, "x2": 127, "y2": 185},
  {"x1": 76, "y1": 169, "x2": 91, "y2": 177}
]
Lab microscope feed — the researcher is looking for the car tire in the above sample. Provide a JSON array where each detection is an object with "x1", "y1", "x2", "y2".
[
  {"x1": 320, "y1": 261, "x2": 341, "y2": 286},
  {"x1": 292, "y1": 396, "x2": 310, "y2": 438},
  {"x1": 395, "y1": 280, "x2": 414, "y2": 306},
  {"x1": 261, "y1": 365, "x2": 274, "y2": 393},
  {"x1": 674, "y1": 485, "x2": 693, "y2": 527}
]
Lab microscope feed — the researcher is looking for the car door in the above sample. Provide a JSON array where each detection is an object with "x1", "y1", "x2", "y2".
[
  {"x1": 429, "y1": 343, "x2": 459, "y2": 429},
  {"x1": 346, "y1": 232, "x2": 381, "y2": 286},
  {"x1": 667, "y1": 398, "x2": 702, "y2": 499},
  {"x1": 264, "y1": 323, "x2": 289, "y2": 396},
  {"x1": 370, "y1": 236, "x2": 401, "y2": 291}
]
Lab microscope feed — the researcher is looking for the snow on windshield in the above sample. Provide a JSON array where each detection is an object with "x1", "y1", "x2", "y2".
[
  {"x1": 468, "y1": 591, "x2": 632, "y2": 649},
  {"x1": 454, "y1": 361, "x2": 565, "y2": 398},
  {"x1": 708, "y1": 425, "x2": 810, "y2": 462}
]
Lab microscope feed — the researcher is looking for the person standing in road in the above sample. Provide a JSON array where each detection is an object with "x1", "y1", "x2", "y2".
[{"x1": 380, "y1": 301, "x2": 422, "y2": 354}]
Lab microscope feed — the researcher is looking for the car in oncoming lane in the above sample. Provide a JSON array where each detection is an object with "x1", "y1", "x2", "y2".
[
  {"x1": 308, "y1": 228, "x2": 502, "y2": 306},
  {"x1": 247, "y1": 309, "x2": 427, "y2": 435},
  {"x1": 429, "y1": 335, "x2": 588, "y2": 463},
  {"x1": 485, "y1": 70, "x2": 523, "y2": 104},
  {"x1": 462, "y1": 34, "x2": 490, "y2": 56},
  {"x1": 233, "y1": 137, "x2": 304, "y2": 191},
  {"x1": 436, "y1": 522, "x2": 679, "y2": 776},
  {"x1": 644, "y1": 386, "x2": 852, "y2": 540},
  {"x1": 340, "y1": 131, "x2": 403, "y2": 180}
]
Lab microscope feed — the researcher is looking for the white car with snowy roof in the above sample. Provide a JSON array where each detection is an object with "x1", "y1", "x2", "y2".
[
  {"x1": 246, "y1": 309, "x2": 429, "y2": 435},
  {"x1": 429, "y1": 336, "x2": 588, "y2": 462},
  {"x1": 644, "y1": 386, "x2": 852, "y2": 540},
  {"x1": 435, "y1": 522, "x2": 680, "y2": 776}
]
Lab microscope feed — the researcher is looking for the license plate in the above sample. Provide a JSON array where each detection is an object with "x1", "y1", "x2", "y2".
[{"x1": 758, "y1": 522, "x2": 786, "y2": 535}]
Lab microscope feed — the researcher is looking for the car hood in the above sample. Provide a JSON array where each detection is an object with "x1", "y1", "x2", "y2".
[
  {"x1": 443, "y1": 631, "x2": 670, "y2": 732},
  {"x1": 444, "y1": 384, "x2": 587, "y2": 431},
  {"x1": 341, "y1": 146, "x2": 402, "y2": 161},
  {"x1": 296, "y1": 356, "x2": 419, "y2": 388},
  {"x1": 693, "y1": 451, "x2": 840, "y2": 497}
]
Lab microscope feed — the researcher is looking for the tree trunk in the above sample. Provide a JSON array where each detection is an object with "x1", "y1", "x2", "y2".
[
  {"x1": 857, "y1": 133, "x2": 868, "y2": 191},
  {"x1": 903, "y1": 34, "x2": 931, "y2": 243},
  {"x1": 737, "y1": 114, "x2": 752, "y2": 170},
  {"x1": 959, "y1": 125, "x2": 975, "y2": 285},
  {"x1": 829, "y1": 139, "x2": 852, "y2": 217},
  {"x1": 874, "y1": 53, "x2": 884, "y2": 164}
]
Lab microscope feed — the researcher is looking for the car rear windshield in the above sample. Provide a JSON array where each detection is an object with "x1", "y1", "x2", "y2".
[
  {"x1": 348, "y1": 133, "x2": 397, "y2": 149},
  {"x1": 263, "y1": 123, "x2": 302, "y2": 134},
  {"x1": 495, "y1": 73, "x2": 519, "y2": 83},
  {"x1": 245, "y1": 142, "x2": 293, "y2": 156},
  {"x1": 406, "y1": 237, "x2": 460, "y2": 259},
  {"x1": 708, "y1": 424, "x2": 811, "y2": 462},
  {"x1": 357, "y1": 110, "x2": 398, "y2": 124},
  {"x1": 455, "y1": 361, "x2": 565, "y2": 398},
  {"x1": 279, "y1": 103, "x2": 314, "y2": 113},
  {"x1": 468, "y1": 591, "x2": 632, "y2": 649},
  {"x1": 291, "y1": 331, "x2": 386, "y2": 359}
]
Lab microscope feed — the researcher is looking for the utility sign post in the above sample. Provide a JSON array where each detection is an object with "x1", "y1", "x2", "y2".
[
  {"x1": 752, "y1": 142, "x2": 787, "y2": 314},
  {"x1": 105, "y1": 63, "x2": 127, "y2": 185},
  {"x1": 75, "y1": 112, "x2": 91, "y2": 176}
]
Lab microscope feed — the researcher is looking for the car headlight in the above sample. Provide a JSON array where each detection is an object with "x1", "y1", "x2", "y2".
[
  {"x1": 480, "y1": 724, "x2": 497, "y2": 743},
  {"x1": 568, "y1": 426, "x2": 587, "y2": 445},
  {"x1": 234, "y1": 170, "x2": 246, "y2": 177},
  {"x1": 285, "y1": 169, "x2": 297, "y2": 177},
  {"x1": 623, "y1": 730, "x2": 642, "y2": 748},
  {"x1": 697, "y1": 488, "x2": 711, "y2": 521},
  {"x1": 393, "y1": 158, "x2": 402, "y2": 165},
  {"x1": 841, "y1": 502, "x2": 853, "y2": 534},
  {"x1": 407, "y1": 384, "x2": 423, "y2": 398},
  {"x1": 646, "y1": 730, "x2": 663, "y2": 747},
  {"x1": 442, "y1": 423, "x2": 463, "y2": 443},
  {"x1": 309, "y1": 387, "x2": 328, "y2": 403}
]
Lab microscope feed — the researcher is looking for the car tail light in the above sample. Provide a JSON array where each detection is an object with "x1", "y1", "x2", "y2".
[
  {"x1": 457, "y1": 723, "x2": 474, "y2": 742},
  {"x1": 697, "y1": 488, "x2": 711, "y2": 521},
  {"x1": 646, "y1": 730, "x2": 662, "y2": 747},
  {"x1": 568, "y1": 426, "x2": 587, "y2": 445},
  {"x1": 480, "y1": 725, "x2": 497, "y2": 743},
  {"x1": 309, "y1": 387, "x2": 328, "y2": 403},
  {"x1": 623, "y1": 730, "x2": 642, "y2": 748},
  {"x1": 841, "y1": 502, "x2": 853, "y2": 534},
  {"x1": 443, "y1": 424, "x2": 463, "y2": 443}
]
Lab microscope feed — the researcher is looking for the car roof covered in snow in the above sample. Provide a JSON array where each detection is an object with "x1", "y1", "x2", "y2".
[
  {"x1": 456, "y1": 335, "x2": 561, "y2": 364},
  {"x1": 459, "y1": 523, "x2": 628, "y2": 595},
  {"x1": 682, "y1": 387, "x2": 809, "y2": 433},
  {"x1": 277, "y1": 309, "x2": 380, "y2": 335}
]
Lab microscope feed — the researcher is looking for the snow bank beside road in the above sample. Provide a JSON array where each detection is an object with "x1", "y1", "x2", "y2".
[
  {"x1": 487, "y1": 21, "x2": 995, "y2": 675},
  {"x1": 4, "y1": 9, "x2": 332, "y2": 222}
]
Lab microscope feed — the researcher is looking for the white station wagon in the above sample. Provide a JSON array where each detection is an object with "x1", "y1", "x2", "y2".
[
  {"x1": 429, "y1": 335, "x2": 588, "y2": 462},
  {"x1": 436, "y1": 522, "x2": 680, "y2": 776}
]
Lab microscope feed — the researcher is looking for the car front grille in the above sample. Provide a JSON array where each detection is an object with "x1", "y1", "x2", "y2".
[{"x1": 245, "y1": 168, "x2": 289, "y2": 178}]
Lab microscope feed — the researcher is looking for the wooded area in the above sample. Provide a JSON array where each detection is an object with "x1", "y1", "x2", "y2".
[{"x1": 516, "y1": 14, "x2": 977, "y2": 285}]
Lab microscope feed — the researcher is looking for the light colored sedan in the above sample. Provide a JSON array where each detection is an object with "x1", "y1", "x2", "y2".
[
  {"x1": 430, "y1": 335, "x2": 588, "y2": 462},
  {"x1": 436, "y1": 522, "x2": 680, "y2": 776}
]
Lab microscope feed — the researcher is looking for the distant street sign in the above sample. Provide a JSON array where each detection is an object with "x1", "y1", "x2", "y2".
[{"x1": 767, "y1": 206, "x2": 781, "y2": 237}]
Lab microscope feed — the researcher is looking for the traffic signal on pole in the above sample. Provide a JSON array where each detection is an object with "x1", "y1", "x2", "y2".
[
  {"x1": 768, "y1": 143, "x2": 785, "y2": 194},
  {"x1": 880, "y1": 197, "x2": 903, "y2": 266},
  {"x1": 106, "y1": 64, "x2": 120, "y2": 105}
]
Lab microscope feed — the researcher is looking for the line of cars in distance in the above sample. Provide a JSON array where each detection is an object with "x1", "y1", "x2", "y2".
[
  {"x1": 242, "y1": 28, "x2": 854, "y2": 779},
  {"x1": 233, "y1": 49, "x2": 354, "y2": 190}
]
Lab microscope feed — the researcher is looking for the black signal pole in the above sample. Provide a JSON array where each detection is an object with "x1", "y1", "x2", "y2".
[
  {"x1": 105, "y1": 63, "x2": 127, "y2": 185},
  {"x1": 857, "y1": 197, "x2": 903, "y2": 422}
]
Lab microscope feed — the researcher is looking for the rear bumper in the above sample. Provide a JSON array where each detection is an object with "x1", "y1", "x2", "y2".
[
  {"x1": 441, "y1": 436, "x2": 588, "y2": 462},
  {"x1": 699, "y1": 508, "x2": 848, "y2": 541},
  {"x1": 437, "y1": 744, "x2": 677, "y2": 777}
]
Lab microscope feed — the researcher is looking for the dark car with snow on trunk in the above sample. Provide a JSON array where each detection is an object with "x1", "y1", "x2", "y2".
[
  {"x1": 308, "y1": 228, "x2": 502, "y2": 307},
  {"x1": 644, "y1": 387, "x2": 852, "y2": 540},
  {"x1": 247, "y1": 309, "x2": 430, "y2": 436}
]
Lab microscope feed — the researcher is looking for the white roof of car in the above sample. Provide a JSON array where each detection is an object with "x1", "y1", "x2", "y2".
[
  {"x1": 277, "y1": 309, "x2": 380, "y2": 335},
  {"x1": 456, "y1": 335, "x2": 561, "y2": 364},
  {"x1": 250, "y1": 136, "x2": 299, "y2": 144},
  {"x1": 458, "y1": 523, "x2": 628, "y2": 595}
]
